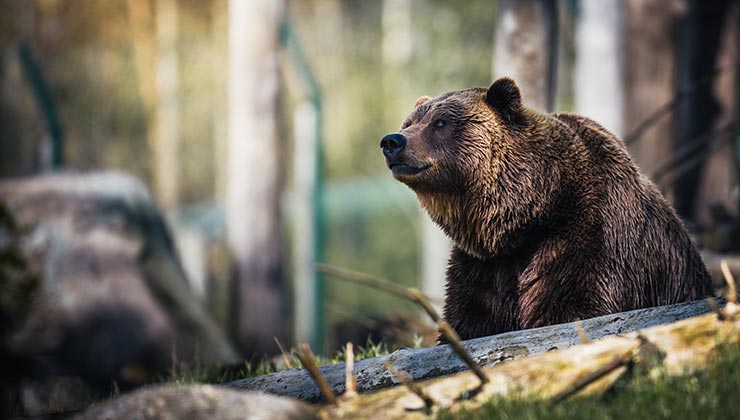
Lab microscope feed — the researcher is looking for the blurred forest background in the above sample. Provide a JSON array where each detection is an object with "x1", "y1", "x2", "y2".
[{"x1": 1, "y1": 0, "x2": 739, "y2": 381}]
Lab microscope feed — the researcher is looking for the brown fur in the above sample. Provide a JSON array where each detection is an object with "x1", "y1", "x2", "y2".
[{"x1": 381, "y1": 78, "x2": 713, "y2": 340}]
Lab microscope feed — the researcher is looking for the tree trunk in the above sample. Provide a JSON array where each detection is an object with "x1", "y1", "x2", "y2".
[
  {"x1": 695, "y1": 1, "x2": 738, "y2": 225},
  {"x1": 493, "y1": 0, "x2": 557, "y2": 112},
  {"x1": 622, "y1": 0, "x2": 678, "y2": 177},
  {"x1": 153, "y1": 0, "x2": 179, "y2": 209},
  {"x1": 674, "y1": 0, "x2": 733, "y2": 223},
  {"x1": 126, "y1": 0, "x2": 180, "y2": 209},
  {"x1": 574, "y1": 0, "x2": 623, "y2": 136},
  {"x1": 227, "y1": 0, "x2": 287, "y2": 356}
]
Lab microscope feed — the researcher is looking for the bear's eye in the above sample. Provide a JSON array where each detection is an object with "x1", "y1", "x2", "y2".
[{"x1": 433, "y1": 119, "x2": 446, "y2": 129}]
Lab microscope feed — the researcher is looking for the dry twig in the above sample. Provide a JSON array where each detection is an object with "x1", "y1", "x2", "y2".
[
  {"x1": 706, "y1": 298, "x2": 726, "y2": 321},
  {"x1": 383, "y1": 360, "x2": 436, "y2": 411},
  {"x1": 344, "y1": 342, "x2": 357, "y2": 398},
  {"x1": 296, "y1": 343, "x2": 336, "y2": 404},
  {"x1": 273, "y1": 336, "x2": 294, "y2": 369},
  {"x1": 317, "y1": 264, "x2": 489, "y2": 385},
  {"x1": 652, "y1": 121, "x2": 739, "y2": 187},
  {"x1": 551, "y1": 348, "x2": 634, "y2": 404},
  {"x1": 721, "y1": 259, "x2": 738, "y2": 304},
  {"x1": 624, "y1": 66, "x2": 731, "y2": 145}
]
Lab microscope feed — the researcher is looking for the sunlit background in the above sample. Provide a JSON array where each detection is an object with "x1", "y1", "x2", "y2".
[{"x1": 1, "y1": 0, "x2": 739, "y2": 415}]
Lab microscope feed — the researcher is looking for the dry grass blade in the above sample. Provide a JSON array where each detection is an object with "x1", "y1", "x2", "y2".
[
  {"x1": 551, "y1": 348, "x2": 634, "y2": 404},
  {"x1": 706, "y1": 298, "x2": 726, "y2": 321},
  {"x1": 383, "y1": 360, "x2": 436, "y2": 411},
  {"x1": 345, "y1": 342, "x2": 357, "y2": 398},
  {"x1": 437, "y1": 321, "x2": 489, "y2": 385},
  {"x1": 721, "y1": 259, "x2": 738, "y2": 304},
  {"x1": 273, "y1": 336, "x2": 293, "y2": 369},
  {"x1": 317, "y1": 264, "x2": 488, "y2": 385},
  {"x1": 317, "y1": 263, "x2": 414, "y2": 300},
  {"x1": 575, "y1": 320, "x2": 591, "y2": 344},
  {"x1": 296, "y1": 343, "x2": 336, "y2": 404}
]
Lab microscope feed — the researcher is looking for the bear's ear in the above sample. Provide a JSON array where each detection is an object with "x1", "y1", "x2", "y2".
[
  {"x1": 485, "y1": 77, "x2": 526, "y2": 125},
  {"x1": 414, "y1": 96, "x2": 432, "y2": 107}
]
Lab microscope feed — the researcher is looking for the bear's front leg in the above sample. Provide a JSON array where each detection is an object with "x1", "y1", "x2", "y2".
[
  {"x1": 516, "y1": 252, "x2": 617, "y2": 330},
  {"x1": 441, "y1": 247, "x2": 523, "y2": 341}
]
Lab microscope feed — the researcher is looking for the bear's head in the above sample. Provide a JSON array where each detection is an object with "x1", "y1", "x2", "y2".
[{"x1": 380, "y1": 78, "x2": 567, "y2": 257}]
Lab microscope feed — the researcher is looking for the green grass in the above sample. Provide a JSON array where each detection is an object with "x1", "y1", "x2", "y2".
[
  {"x1": 160, "y1": 337, "x2": 402, "y2": 386},
  {"x1": 438, "y1": 343, "x2": 740, "y2": 420}
]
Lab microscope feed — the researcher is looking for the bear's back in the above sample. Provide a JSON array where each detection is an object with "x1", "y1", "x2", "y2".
[{"x1": 550, "y1": 112, "x2": 713, "y2": 308}]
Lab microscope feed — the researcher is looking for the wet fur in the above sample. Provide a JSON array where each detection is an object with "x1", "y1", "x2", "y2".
[{"x1": 386, "y1": 78, "x2": 713, "y2": 340}]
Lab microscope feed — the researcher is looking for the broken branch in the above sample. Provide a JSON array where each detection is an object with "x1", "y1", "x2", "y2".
[
  {"x1": 383, "y1": 360, "x2": 436, "y2": 411},
  {"x1": 296, "y1": 343, "x2": 336, "y2": 404},
  {"x1": 317, "y1": 264, "x2": 488, "y2": 385}
]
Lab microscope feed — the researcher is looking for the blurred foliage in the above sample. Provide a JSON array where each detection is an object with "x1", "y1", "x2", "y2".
[
  {"x1": 0, "y1": 201, "x2": 38, "y2": 333},
  {"x1": 0, "y1": 0, "x2": 499, "y2": 352},
  {"x1": 149, "y1": 336, "x2": 402, "y2": 386},
  {"x1": 290, "y1": 0, "x2": 496, "y2": 181},
  {"x1": 290, "y1": 0, "x2": 497, "y2": 346}
]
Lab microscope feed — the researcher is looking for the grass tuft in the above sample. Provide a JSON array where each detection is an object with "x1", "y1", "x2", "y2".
[{"x1": 438, "y1": 342, "x2": 740, "y2": 420}]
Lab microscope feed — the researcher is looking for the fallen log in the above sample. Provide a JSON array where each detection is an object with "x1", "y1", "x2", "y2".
[
  {"x1": 227, "y1": 298, "x2": 717, "y2": 401},
  {"x1": 318, "y1": 301, "x2": 740, "y2": 419}
]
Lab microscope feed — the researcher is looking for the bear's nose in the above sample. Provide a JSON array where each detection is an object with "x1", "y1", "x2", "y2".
[{"x1": 380, "y1": 133, "x2": 407, "y2": 159}]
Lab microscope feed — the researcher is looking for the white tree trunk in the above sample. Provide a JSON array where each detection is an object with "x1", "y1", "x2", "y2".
[
  {"x1": 575, "y1": 0, "x2": 623, "y2": 136},
  {"x1": 126, "y1": 0, "x2": 180, "y2": 209},
  {"x1": 493, "y1": 0, "x2": 555, "y2": 111},
  {"x1": 154, "y1": 0, "x2": 179, "y2": 209},
  {"x1": 292, "y1": 102, "x2": 319, "y2": 346},
  {"x1": 227, "y1": 0, "x2": 286, "y2": 355}
]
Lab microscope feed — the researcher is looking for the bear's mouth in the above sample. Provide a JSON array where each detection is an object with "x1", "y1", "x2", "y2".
[{"x1": 389, "y1": 162, "x2": 432, "y2": 177}]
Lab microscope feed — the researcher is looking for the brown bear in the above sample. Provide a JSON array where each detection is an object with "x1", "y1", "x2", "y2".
[{"x1": 380, "y1": 77, "x2": 713, "y2": 340}]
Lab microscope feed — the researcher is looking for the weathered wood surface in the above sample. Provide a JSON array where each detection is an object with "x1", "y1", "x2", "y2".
[
  {"x1": 227, "y1": 299, "x2": 716, "y2": 401},
  {"x1": 319, "y1": 301, "x2": 740, "y2": 419}
]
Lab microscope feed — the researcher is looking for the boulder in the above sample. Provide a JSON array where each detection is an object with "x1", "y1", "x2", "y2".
[
  {"x1": 0, "y1": 171, "x2": 237, "y2": 414},
  {"x1": 73, "y1": 385, "x2": 315, "y2": 420}
]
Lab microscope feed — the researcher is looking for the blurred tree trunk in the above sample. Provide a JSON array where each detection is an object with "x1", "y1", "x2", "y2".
[
  {"x1": 493, "y1": 0, "x2": 557, "y2": 112},
  {"x1": 622, "y1": 0, "x2": 736, "y2": 226},
  {"x1": 0, "y1": 1, "x2": 38, "y2": 177},
  {"x1": 674, "y1": 0, "x2": 732, "y2": 222},
  {"x1": 695, "y1": 1, "x2": 738, "y2": 225},
  {"x1": 153, "y1": 0, "x2": 180, "y2": 209},
  {"x1": 126, "y1": 0, "x2": 180, "y2": 209},
  {"x1": 211, "y1": 0, "x2": 228, "y2": 202},
  {"x1": 227, "y1": 0, "x2": 287, "y2": 356},
  {"x1": 574, "y1": 0, "x2": 622, "y2": 136},
  {"x1": 622, "y1": 0, "x2": 678, "y2": 177}
]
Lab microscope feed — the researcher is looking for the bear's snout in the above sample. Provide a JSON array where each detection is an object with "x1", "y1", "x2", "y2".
[{"x1": 380, "y1": 133, "x2": 407, "y2": 160}]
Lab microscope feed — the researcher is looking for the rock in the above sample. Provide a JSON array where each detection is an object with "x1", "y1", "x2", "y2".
[
  {"x1": 73, "y1": 385, "x2": 315, "y2": 420},
  {"x1": 0, "y1": 171, "x2": 237, "y2": 413}
]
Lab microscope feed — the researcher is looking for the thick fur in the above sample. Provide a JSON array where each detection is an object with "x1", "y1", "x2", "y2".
[{"x1": 382, "y1": 78, "x2": 713, "y2": 340}]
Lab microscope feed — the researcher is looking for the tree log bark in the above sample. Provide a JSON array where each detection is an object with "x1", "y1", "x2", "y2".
[
  {"x1": 227, "y1": 299, "x2": 717, "y2": 401},
  {"x1": 318, "y1": 300, "x2": 739, "y2": 419}
]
